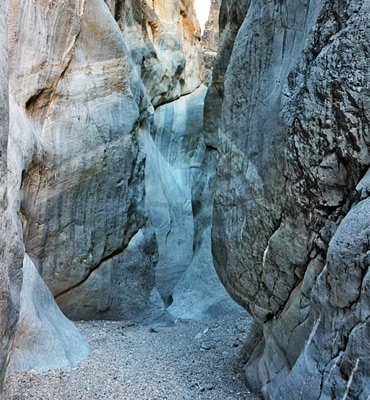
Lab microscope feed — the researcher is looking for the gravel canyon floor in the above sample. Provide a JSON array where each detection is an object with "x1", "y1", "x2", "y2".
[{"x1": 3, "y1": 316, "x2": 262, "y2": 400}]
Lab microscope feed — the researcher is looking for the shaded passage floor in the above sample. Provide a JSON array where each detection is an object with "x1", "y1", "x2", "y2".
[{"x1": 4, "y1": 316, "x2": 262, "y2": 400}]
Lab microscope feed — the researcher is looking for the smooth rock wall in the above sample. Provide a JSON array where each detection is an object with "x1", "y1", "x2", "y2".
[
  {"x1": 8, "y1": 0, "x2": 157, "y2": 320},
  {"x1": 0, "y1": 0, "x2": 90, "y2": 386},
  {"x1": 6, "y1": 255, "x2": 90, "y2": 377},
  {"x1": 144, "y1": 86, "x2": 244, "y2": 319},
  {"x1": 0, "y1": 0, "x2": 23, "y2": 384},
  {"x1": 212, "y1": 0, "x2": 370, "y2": 398}
]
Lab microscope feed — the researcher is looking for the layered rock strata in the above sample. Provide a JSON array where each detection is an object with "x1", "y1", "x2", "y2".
[{"x1": 211, "y1": 0, "x2": 370, "y2": 398}]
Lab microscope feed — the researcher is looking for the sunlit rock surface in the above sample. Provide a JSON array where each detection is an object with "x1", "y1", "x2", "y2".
[
  {"x1": 106, "y1": 0, "x2": 203, "y2": 106},
  {"x1": 212, "y1": 0, "x2": 370, "y2": 398}
]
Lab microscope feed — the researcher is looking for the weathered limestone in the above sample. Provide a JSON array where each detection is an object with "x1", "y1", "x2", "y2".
[
  {"x1": 107, "y1": 0, "x2": 204, "y2": 107},
  {"x1": 202, "y1": 0, "x2": 221, "y2": 84},
  {"x1": 0, "y1": 0, "x2": 23, "y2": 385},
  {"x1": 144, "y1": 86, "x2": 244, "y2": 319},
  {"x1": 8, "y1": 0, "x2": 157, "y2": 320},
  {"x1": 203, "y1": 0, "x2": 250, "y2": 149},
  {"x1": 0, "y1": 0, "x2": 90, "y2": 386},
  {"x1": 212, "y1": 0, "x2": 370, "y2": 398},
  {"x1": 7, "y1": 0, "x2": 237, "y2": 324},
  {"x1": 6, "y1": 255, "x2": 90, "y2": 377}
]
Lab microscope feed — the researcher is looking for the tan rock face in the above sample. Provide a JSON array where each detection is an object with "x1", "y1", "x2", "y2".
[{"x1": 108, "y1": 0, "x2": 203, "y2": 106}]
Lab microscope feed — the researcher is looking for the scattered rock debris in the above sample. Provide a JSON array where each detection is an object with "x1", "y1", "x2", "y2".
[{"x1": 4, "y1": 316, "x2": 262, "y2": 400}]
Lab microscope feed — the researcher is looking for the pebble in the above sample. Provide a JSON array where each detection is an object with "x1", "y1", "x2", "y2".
[
  {"x1": 4, "y1": 316, "x2": 262, "y2": 400},
  {"x1": 200, "y1": 342, "x2": 211, "y2": 351}
]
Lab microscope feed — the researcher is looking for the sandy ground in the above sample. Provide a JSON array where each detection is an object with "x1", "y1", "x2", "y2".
[{"x1": 3, "y1": 316, "x2": 262, "y2": 400}]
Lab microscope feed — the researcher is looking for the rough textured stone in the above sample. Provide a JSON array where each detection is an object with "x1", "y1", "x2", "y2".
[
  {"x1": 203, "y1": 0, "x2": 250, "y2": 149},
  {"x1": 0, "y1": 0, "x2": 90, "y2": 387},
  {"x1": 0, "y1": 0, "x2": 23, "y2": 385},
  {"x1": 107, "y1": 0, "x2": 204, "y2": 106},
  {"x1": 212, "y1": 0, "x2": 370, "y2": 398},
  {"x1": 202, "y1": 0, "x2": 221, "y2": 84},
  {"x1": 6, "y1": 0, "x2": 239, "y2": 324}
]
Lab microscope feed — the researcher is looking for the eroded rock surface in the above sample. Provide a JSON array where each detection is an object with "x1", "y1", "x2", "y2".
[
  {"x1": 6, "y1": 255, "x2": 90, "y2": 377},
  {"x1": 144, "y1": 86, "x2": 244, "y2": 319},
  {"x1": 107, "y1": 0, "x2": 203, "y2": 106},
  {"x1": 9, "y1": 0, "x2": 157, "y2": 320},
  {"x1": 7, "y1": 0, "x2": 238, "y2": 324},
  {"x1": 212, "y1": 0, "x2": 370, "y2": 398},
  {"x1": 0, "y1": 0, "x2": 90, "y2": 386},
  {"x1": 202, "y1": 0, "x2": 221, "y2": 84},
  {"x1": 0, "y1": 0, "x2": 23, "y2": 385}
]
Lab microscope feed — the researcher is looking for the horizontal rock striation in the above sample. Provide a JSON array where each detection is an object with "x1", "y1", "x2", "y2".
[{"x1": 212, "y1": 0, "x2": 370, "y2": 398}]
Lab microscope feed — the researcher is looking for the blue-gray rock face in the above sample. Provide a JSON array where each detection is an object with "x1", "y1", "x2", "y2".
[
  {"x1": 212, "y1": 0, "x2": 370, "y2": 398},
  {"x1": 6, "y1": 255, "x2": 91, "y2": 377},
  {"x1": 144, "y1": 86, "x2": 245, "y2": 319}
]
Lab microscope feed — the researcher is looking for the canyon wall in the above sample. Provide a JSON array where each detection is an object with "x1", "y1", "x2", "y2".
[
  {"x1": 0, "y1": 0, "x2": 22, "y2": 384},
  {"x1": 0, "y1": 0, "x2": 90, "y2": 384},
  {"x1": 1, "y1": 0, "x2": 238, "y2": 387},
  {"x1": 7, "y1": 0, "x2": 205, "y2": 322},
  {"x1": 9, "y1": 0, "x2": 158, "y2": 321},
  {"x1": 5, "y1": 0, "x2": 236, "y2": 334},
  {"x1": 211, "y1": 0, "x2": 370, "y2": 398},
  {"x1": 4, "y1": 0, "x2": 369, "y2": 398}
]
